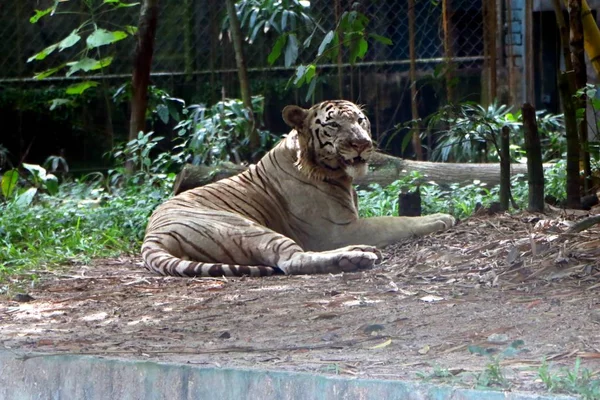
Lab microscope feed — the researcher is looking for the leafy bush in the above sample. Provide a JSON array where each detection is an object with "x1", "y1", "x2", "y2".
[
  {"x1": 0, "y1": 178, "x2": 170, "y2": 286},
  {"x1": 174, "y1": 95, "x2": 278, "y2": 165},
  {"x1": 0, "y1": 131, "x2": 175, "y2": 286},
  {"x1": 357, "y1": 162, "x2": 568, "y2": 220},
  {"x1": 410, "y1": 101, "x2": 565, "y2": 163}
]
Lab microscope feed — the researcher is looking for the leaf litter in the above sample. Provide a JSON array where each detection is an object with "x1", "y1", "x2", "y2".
[{"x1": 1, "y1": 209, "x2": 600, "y2": 394}]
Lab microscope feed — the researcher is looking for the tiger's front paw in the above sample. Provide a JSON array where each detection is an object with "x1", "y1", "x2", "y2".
[
  {"x1": 430, "y1": 213, "x2": 456, "y2": 230},
  {"x1": 412, "y1": 213, "x2": 456, "y2": 236},
  {"x1": 339, "y1": 245, "x2": 382, "y2": 263}
]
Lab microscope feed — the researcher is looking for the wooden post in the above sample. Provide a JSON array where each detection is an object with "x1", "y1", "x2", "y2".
[
  {"x1": 521, "y1": 103, "x2": 544, "y2": 212},
  {"x1": 398, "y1": 187, "x2": 422, "y2": 217},
  {"x1": 499, "y1": 126, "x2": 511, "y2": 211},
  {"x1": 409, "y1": 0, "x2": 423, "y2": 160},
  {"x1": 558, "y1": 72, "x2": 582, "y2": 208}
]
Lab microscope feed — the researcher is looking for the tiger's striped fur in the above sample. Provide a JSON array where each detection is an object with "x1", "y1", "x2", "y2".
[{"x1": 142, "y1": 100, "x2": 455, "y2": 277}]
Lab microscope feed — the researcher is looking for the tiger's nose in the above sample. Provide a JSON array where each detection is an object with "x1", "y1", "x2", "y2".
[{"x1": 350, "y1": 138, "x2": 371, "y2": 153}]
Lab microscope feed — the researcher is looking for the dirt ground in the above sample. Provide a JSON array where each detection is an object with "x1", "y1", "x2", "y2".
[{"x1": 2, "y1": 207, "x2": 600, "y2": 395}]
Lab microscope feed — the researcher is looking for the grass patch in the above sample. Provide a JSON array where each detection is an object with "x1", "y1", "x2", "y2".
[
  {"x1": 357, "y1": 161, "x2": 567, "y2": 219},
  {"x1": 0, "y1": 179, "x2": 169, "y2": 289},
  {"x1": 538, "y1": 358, "x2": 600, "y2": 399}
]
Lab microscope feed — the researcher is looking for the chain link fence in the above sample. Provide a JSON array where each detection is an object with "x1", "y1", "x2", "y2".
[
  {"x1": 0, "y1": 0, "x2": 487, "y2": 159},
  {"x1": 1, "y1": 0, "x2": 485, "y2": 81}
]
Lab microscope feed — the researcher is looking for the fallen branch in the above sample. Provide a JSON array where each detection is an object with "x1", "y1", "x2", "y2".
[{"x1": 567, "y1": 215, "x2": 600, "y2": 233}]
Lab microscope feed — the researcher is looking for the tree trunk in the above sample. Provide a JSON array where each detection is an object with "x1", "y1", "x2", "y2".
[
  {"x1": 442, "y1": 0, "x2": 455, "y2": 103},
  {"x1": 128, "y1": 0, "x2": 159, "y2": 174},
  {"x1": 408, "y1": 0, "x2": 423, "y2": 160},
  {"x1": 334, "y1": 0, "x2": 344, "y2": 98},
  {"x1": 488, "y1": 0, "x2": 497, "y2": 100},
  {"x1": 225, "y1": 0, "x2": 258, "y2": 154},
  {"x1": 568, "y1": 0, "x2": 592, "y2": 192},
  {"x1": 525, "y1": 0, "x2": 535, "y2": 104},
  {"x1": 172, "y1": 153, "x2": 550, "y2": 195},
  {"x1": 522, "y1": 103, "x2": 545, "y2": 212},
  {"x1": 499, "y1": 126, "x2": 511, "y2": 211},
  {"x1": 553, "y1": 0, "x2": 575, "y2": 83},
  {"x1": 558, "y1": 72, "x2": 582, "y2": 208}
]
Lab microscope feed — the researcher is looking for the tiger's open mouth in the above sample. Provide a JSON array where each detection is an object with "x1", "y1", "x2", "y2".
[{"x1": 340, "y1": 156, "x2": 368, "y2": 166}]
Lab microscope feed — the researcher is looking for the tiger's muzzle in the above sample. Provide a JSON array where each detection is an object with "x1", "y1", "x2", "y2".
[{"x1": 339, "y1": 138, "x2": 374, "y2": 167}]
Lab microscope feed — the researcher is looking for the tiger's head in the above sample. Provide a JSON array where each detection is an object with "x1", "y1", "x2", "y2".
[{"x1": 282, "y1": 100, "x2": 374, "y2": 181}]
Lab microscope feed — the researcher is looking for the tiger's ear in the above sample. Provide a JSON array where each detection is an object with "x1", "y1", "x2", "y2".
[{"x1": 282, "y1": 105, "x2": 308, "y2": 130}]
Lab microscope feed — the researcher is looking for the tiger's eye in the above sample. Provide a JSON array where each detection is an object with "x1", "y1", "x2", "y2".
[
  {"x1": 357, "y1": 117, "x2": 365, "y2": 124},
  {"x1": 329, "y1": 122, "x2": 341, "y2": 128}
]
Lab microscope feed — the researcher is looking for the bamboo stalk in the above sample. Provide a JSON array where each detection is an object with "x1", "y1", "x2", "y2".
[
  {"x1": 499, "y1": 126, "x2": 511, "y2": 211},
  {"x1": 562, "y1": 0, "x2": 600, "y2": 79},
  {"x1": 568, "y1": 0, "x2": 592, "y2": 192},
  {"x1": 522, "y1": 103, "x2": 544, "y2": 212},
  {"x1": 558, "y1": 72, "x2": 582, "y2": 208}
]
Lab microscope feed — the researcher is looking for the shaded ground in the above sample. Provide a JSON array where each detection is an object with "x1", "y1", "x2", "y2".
[{"x1": 2, "y1": 208, "x2": 600, "y2": 395}]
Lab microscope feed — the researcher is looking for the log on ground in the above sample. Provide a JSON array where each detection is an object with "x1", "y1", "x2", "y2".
[{"x1": 173, "y1": 152, "x2": 552, "y2": 195}]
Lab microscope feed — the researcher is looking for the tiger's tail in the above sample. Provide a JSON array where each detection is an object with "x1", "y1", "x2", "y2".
[{"x1": 141, "y1": 242, "x2": 277, "y2": 277}]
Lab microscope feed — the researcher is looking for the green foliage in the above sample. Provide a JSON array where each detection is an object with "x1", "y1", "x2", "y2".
[
  {"x1": 1, "y1": 164, "x2": 61, "y2": 206},
  {"x1": 474, "y1": 358, "x2": 509, "y2": 390},
  {"x1": 109, "y1": 131, "x2": 182, "y2": 187},
  {"x1": 235, "y1": 1, "x2": 391, "y2": 101},
  {"x1": 27, "y1": 0, "x2": 138, "y2": 96},
  {"x1": 239, "y1": 0, "x2": 313, "y2": 62},
  {"x1": 416, "y1": 365, "x2": 457, "y2": 383},
  {"x1": 576, "y1": 84, "x2": 600, "y2": 165},
  {"x1": 44, "y1": 155, "x2": 70, "y2": 174},
  {"x1": 538, "y1": 358, "x2": 600, "y2": 399},
  {"x1": 357, "y1": 172, "x2": 497, "y2": 220},
  {"x1": 22, "y1": 163, "x2": 59, "y2": 196},
  {"x1": 543, "y1": 159, "x2": 567, "y2": 201},
  {"x1": 0, "y1": 179, "x2": 169, "y2": 286},
  {"x1": 402, "y1": 101, "x2": 565, "y2": 163},
  {"x1": 1, "y1": 137, "x2": 174, "y2": 286},
  {"x1": 174, "y1": 95, "x2": 278, "y2": 166},
  {"x1": 112, "y1": 84, "x2": 186, "y2": 125},
  {"x1": 288, "y1": 9, "x2": 391, "y2": 101},
  {"x1": 227, "y1": 0, "x2": 314, "y2": 67},
  {"x1": 1, "y1": 170, "x2": 19, "y2": 200},
  {"x1": 357, "y1": 162, "x2": 568, "y2": 219}
]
